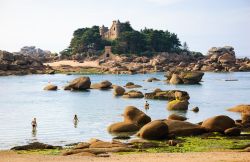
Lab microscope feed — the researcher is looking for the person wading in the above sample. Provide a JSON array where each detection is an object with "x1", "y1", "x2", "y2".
[
  {"x1": 31, "y1": 118, "x2": 37, "y2": 131},
  {"x1": 73, "y1": 114, "x2": 79, "y2": 128},
  {"x1": 144, "y1": 101, "x2": 150, "y2": 112}
]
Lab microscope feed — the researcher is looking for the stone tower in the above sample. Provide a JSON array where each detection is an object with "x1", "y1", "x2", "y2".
[{"x1": 99, "y1": 20, "x2": 121, "y2": 40}]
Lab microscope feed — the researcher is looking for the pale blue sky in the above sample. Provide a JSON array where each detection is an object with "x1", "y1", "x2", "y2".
[{"x1": 0, "y1": 0, "x2": 249, "y2": 56}]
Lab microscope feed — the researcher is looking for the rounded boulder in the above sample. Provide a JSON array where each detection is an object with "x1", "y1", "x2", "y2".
[
  {"x1": 64, "y1": 77, "x2": 91, "y2": 90},
  {"x1": 137, "y1": 120, "x2": 169, "y2": 140},
  {"x1": 201, "y1": 115, "x2": 236, "y2": 132},
  {"x1": 168, "y1": 114, "x2": 187, "y2": 121},
  {"x1": 108, "y1": 122, "x2": 139, "y2": 134},
  {"x1": 113, "y1": 86, "x2": 125, "y2": 96},
  {"x1": 123, "y1": 106, "x2": 151, "y2": 127},
  {"x1": 167, "y1": 100, "x2": 189, "y2": 111}
]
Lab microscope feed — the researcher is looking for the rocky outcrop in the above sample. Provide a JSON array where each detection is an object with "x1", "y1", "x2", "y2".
[
  {"x1": 201, "y1": 115, "x2": 236, "y2": 132},
  {"x1": 166, "y1": 71, "x2": 204, "y2": 84},
  {"x1": 207, "y1": 46, "x2": 236, "y2": 64},
  {"x1": 145, "y1": 90, "x2": 189, "y2": 100},
  {"x1": 191, "y1": 46, "x2": 249, "y2": 72},
  {"x1": 64, "y1": 77, "x2": 91, "y2": 90},
  {"x1": 44, "y1": 84, "x2": 58, "y2": 90},
  {"x1": 0, "y1": 50, "x2": 47, "y2": 76},
  {"x1": 91, "y1": 80, "x2": 112, "y2": 89},
  {"x1": 137, "y1": 120, "x2": 169, "y2": 140},
  {"x1": 122, "y1": 90, "x2": 144, "y2": 98}
]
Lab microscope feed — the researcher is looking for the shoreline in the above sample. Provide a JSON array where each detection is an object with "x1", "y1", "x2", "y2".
[{"x1": 1, "y1": 150, "x2": 250, "y2": 162}]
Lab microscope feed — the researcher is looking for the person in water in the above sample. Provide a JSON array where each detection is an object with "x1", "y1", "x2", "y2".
[
  {"x1": 73, "y1": 114, "x2": 79, "y2": 128},
  {"x1": 144, "y1": 101, "x2": 149, "y2": 111},
  {"x1": 31, "y1": 118, "x2": 37, "y2": 130}
]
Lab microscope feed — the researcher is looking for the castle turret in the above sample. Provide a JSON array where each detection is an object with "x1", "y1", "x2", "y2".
[
  {"x1": 99, "y1": 20, "x2": 121, "y2": 40},
  {"x1": 114, "y1": 20, "x2": 121, "y2": 38}
]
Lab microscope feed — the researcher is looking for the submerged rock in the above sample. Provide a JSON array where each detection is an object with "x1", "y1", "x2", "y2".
[
  {"x1": 124, "y1": 82, "x2": 142, "y2": 89},
  {"x1": 43, "y1": 84, "x2": 58, "y2": 90},
  {"x1": 91, "y1": 80, "x2": 112, "y2": 89},
  {"x1": 192, "y1": 107, "x2": 199, "y2": 112},
  {"x1": 123, "y1": 90, "x2": 144, "y2": 98},
  {"x1": 146, "y1": 77, "x2": 160, "y2": 82},
  {"x1": 64, "y1": 77, "x2": 91, "y2": 90}
]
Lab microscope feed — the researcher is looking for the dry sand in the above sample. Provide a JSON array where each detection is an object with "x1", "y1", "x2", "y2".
[
  {"x1": 0, "y1": 151, "x2": 249, "y2": 162},
  {"x1": 44, "y1": 60, "x2": 100, "y2": 68}
]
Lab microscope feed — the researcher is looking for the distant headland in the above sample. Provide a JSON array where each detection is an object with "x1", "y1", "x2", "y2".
[{"x1": 0, "y1": 20, "x2": 250, "y2": 76}]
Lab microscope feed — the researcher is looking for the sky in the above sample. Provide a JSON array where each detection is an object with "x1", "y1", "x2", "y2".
[{"x1": 0, "y1": 0, "x2": 250, "y2": 56}]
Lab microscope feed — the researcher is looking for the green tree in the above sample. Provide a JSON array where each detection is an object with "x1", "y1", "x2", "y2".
[
  {"x1": 69, "y1": 26, "x2": 107, "y2": 55},
  {"x1": 120, "y1": 21, "x2": 133, "y2": 32}
]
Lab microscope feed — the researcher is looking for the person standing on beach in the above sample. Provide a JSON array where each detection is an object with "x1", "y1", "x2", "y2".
[
  {"x1": 144, "y1": 101, "x2": 149, "y2": 112},
  {"x1": 73, "y1": 114, "x2": 79, "y2": 128},
  {"x1": 31, "y1": 118, "x2": 37, "y2": 130}
]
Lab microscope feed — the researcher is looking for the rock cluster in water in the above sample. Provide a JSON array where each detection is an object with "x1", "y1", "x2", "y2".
[{"x1": 107, "y1": 106, "x2": 245, "y2": 140}]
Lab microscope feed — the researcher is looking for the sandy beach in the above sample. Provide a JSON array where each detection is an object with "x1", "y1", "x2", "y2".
[
  {"x1": 0, "y1": 151, "x2": 249, "y2": 162},
  {"x1": 44, "y1": 60, "x2": 100, "y2": 68}
]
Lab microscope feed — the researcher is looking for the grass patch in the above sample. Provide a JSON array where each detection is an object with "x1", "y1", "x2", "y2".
[
  {"x1": 117, "y1": 134, "x2": 250, "y2": 154},
  {"x1": 146, "y1": 135, "x2": 250, "y2": 153}
]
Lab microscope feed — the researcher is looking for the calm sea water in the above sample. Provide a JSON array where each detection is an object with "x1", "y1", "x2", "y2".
[{"x1": 0, "y1": 72, "x2": 249, "y2": 150}]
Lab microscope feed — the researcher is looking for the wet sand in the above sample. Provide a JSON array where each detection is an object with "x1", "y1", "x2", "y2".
[{"x1": 0, "y1": 151, "x2": 249, "y2": 162}]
